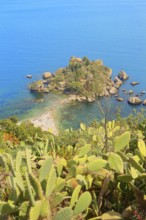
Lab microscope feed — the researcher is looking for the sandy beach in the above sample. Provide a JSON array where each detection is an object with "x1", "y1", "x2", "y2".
[
  {"x1": 29, "y1": 110, "x2": 58, "y2": 135},
  {"x1": 22, "y1": 95, "x2": 76, "y2": 135}
]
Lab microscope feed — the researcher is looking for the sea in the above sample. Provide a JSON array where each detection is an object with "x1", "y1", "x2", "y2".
[{"x1": 0, "y1": 0, "x2": 146, "y2": 129}]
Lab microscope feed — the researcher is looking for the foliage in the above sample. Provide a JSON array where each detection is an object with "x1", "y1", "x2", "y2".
[
  {"x1": 0, "y1": 118, "x2": 146, "y2": 219},
  {"x1": 29, "y1": 56, "x2": 113, "y2": 99}
]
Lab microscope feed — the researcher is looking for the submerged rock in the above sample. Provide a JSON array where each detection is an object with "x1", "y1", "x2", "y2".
[
  {"x1": 118, "y1": 70, "x2": 129, "y2": 81},
  {"x1": 128, "y1": 97, "x2": 142, "y2": 105}
]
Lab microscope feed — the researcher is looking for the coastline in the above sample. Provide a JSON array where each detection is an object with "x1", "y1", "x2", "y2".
[
  {"x1": 29, "y1": 109, "x2": 58, "y2": 135},
  {"x1": 19, "y1": 95, "x2": 75, "y2": 135}
]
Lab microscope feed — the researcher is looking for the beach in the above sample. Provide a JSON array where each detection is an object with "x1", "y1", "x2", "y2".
[
  {"x1": 27, "y1": 95, "x2": 76, "y2": 135},
  {"x1": 29, "y1": 110, "x2": 58, "y2": 135}
]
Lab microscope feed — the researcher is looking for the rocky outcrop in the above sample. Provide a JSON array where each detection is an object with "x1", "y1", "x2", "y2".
[
  {"x1": 131, "y1": 81, "x2": 139, "y2": 86},
  {"x1": 114, "y1": 76, "x2": 122, "y2": 84},
  {"x1": 128, "y1": 97, "x2": 142, "y2": 105},
  {"x1": 143, "y1": 100, "x2": 146, "y2": 106},
  {"x1": 43, "y1": 72, "x2": 52, "y2": 79},
  {"x1": 30, "y1": 80, "x2": 44, "y2": 92},
  {"x1": 104, "y1": 90, "x2": 110, "y2": 96},
  {"x1": 87, "y1": 97, "x2": 96, "y2": 102},
  {"x1": 141, "y1": 91, "x2": 146, "y2": 95},
  {"x1": 118, "y1": 70, "x2": 128, "y2": 81},
  {"x1": 109, "y1": 87, "x2": 118, "y2": 95},
  {"x1": 43, "y1": 88, "x2": 49, "y2": 93}
]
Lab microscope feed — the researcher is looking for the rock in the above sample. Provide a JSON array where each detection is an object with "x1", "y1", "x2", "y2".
[
  {"x1": 106, "y1": 79, "x2": 114, "y2": 86},
  {"x1": 114, "y1": 76, "x2": 122, "y2": 88},
  {"x1": 122, "y1": 88, "x2": 126, "y2": 92},
  {"x1": 129, "y1": 90, "x2": 133, "y2": 95},
  {"x1": 30, "y1": 80, "x2": 44, "y2": 92},
  {"x1": 87, "y1": 97, "x2": 95, "y2": 102},
  {"x1": 143, "y1": 100, "x2": 146, "y2": 106},
  {"x1": 130, "y1": 81, "x2": 139, "y2": 86},
  {"x1": 104, "y1": 67, "x2": 112, "y2": 78},
  {"x1": 104, "y1": 90, "x2": 110, "y2": 96},
  {"x1": 118, "y1": 70, "x2": 129, "y2": 81},
  {"x1": 114, "y1": 76, "x2": 122, "y2": 84},
  {"x1": 114, "y1": 81, "x2": 122, "y2": 89},
  {"x1": 141, "y1": 91, "x2": 146, "y2": 94},
  {"x1": 43, "y1": 88, "x2": 49, "y2": 93},
  {"x1": 109, "y1": 87, "x2": 118, "y2": 95},
  {"x1": 43, "y1": 80, "x2": 49, "y2": 84},
  {"x1": 76, "y1": 96, "x2": 87, "y2": 102},
  {"x1": 43, "y1": 72, "x2": 52, "y2": 79},
  {"x1": 128, "y1": 97, "x2": 142, "y2": 105},
  {"x1": 26, "y1": 74, "x2": 32, "y2": 79},
  {"x1": 58, "y1": 81, "x2": 66, "y2": 91},
  {"x1": 117, "y1": 97, "x2": 124, "y2": 101}
]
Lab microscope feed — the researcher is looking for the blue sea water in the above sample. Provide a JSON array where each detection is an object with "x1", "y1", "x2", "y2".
[{"x1": 0, "y1": 0, "x2": 146, "y2": 128}]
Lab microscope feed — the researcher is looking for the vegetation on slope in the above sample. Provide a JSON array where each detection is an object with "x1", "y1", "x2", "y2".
[{"x1": 0, "y1": 114, "x2": 146, "y2": 219}]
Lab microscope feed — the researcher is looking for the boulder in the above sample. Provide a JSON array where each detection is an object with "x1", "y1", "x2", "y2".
[
  {"x1": 114, "y1": 82, "x2": 122, "y2": 89},
  {"x1": 131, "y1": 81, "x2": 139, "y2": 86},
  {"x1": 43, "y1": 80, "x2": 49, "y2": 84},
  {"x1": 87, "y1": 97, "x2": 95, "y2": 102},
  {"x1": 76, "y1": 96, "x2": 87, "y2": 102},
  {"x1": 117, "y1": 97, "x2": 124, "y2": 101},
  {"x1": 143, "y1": 100, "x2": 146, "y2": 106},
  {"x1": 106, "y1": 79, "x2": 114, "y2": 87},
  {"x1": 129, "y1": 90, "x2": 133, "y2": 95},
  {"x1": 118, "y1": 71, "x2": 129, "y2": 81},
  {"x1": 114, "y1": 77, "x2": 122, "y2": 88},
  {"x1": 43, "y1": 72, "x2": 52, "y2": 79},
  {"x1": 43, "y1": 88, "x2": 49, "y2": 93},
  {"x1": 26, "y1": 74, "x2": 32, "y2": 79},
  {"x1": 128, "y1": 97, "x2": 142, "y2": 105},
  {"x1": 114, "y1": 76, "x2": 122, "y2": 84},
  {"x1": 109, "y1": 87, "x2": 118, "y2": 95},
  {"x1": 141, "y1": 91, "x2": 146, "y2": 95},
  {"x1": 104, "y1": 90, "x2": 110, "y2": 96},
  {"x1": 30, "y1": 80, "x2": 44, "y2": 92}
]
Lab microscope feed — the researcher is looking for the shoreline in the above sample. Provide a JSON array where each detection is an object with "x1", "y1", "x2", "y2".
[
  {"x1": 29, "y1": 109, "x2": 58, "y2": 135},
  {"x1": 19, "y1": 95, "x2": 75, "y2": 135}
]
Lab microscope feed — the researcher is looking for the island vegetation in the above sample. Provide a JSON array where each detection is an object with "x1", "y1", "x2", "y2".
[
  {"x1": 29, "y1": 56, "x2": 126, "y2": 102},
  {"x1": 0, "y1": 112, "x2": 146, "y2": 219}
]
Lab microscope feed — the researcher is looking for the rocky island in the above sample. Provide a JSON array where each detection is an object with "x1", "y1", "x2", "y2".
[{"x1": 29, "y1": 56, "x2": 129, "y2": 102}]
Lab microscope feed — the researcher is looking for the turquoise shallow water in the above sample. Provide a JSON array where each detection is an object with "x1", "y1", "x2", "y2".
[{"x1": 0, "y1": 0, "x2": 146, "y2": 127}]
